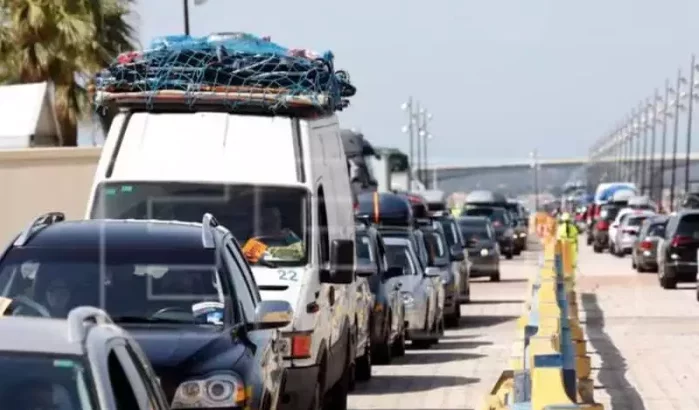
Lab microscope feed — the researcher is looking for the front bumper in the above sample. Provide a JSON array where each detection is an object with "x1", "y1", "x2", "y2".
[
  {"x1": 468, "y1": 254, "x2": 499, "y2": 277},
  {"x1": 498, "y1": 238, "x2": 514, "y2": 254},
  {"x1": 278, "y1": 365, "x2": 319, "y2": 410}
]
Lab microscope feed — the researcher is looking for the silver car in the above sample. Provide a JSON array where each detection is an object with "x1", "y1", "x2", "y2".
[
  {"x1": 610, "y1": 210, "x2": 656, "y2": 256},
  {"x1": 421, "y1": 222, "x2": 463, "y2": 328},
  {"x1": 383, "y1": 236, "x2": 443, "y2": 349}
]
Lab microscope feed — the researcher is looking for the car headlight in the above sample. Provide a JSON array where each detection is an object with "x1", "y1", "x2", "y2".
[
  {"x1": 401, "y1": 292, "x2": 415, "y2": 306},
  {"x1": 171, "y1": 374, "x2": 246, "y2": 409},
  {"x1": 480, "y1": 248, "x2": 489, "y2": 256},
  {"x1": 519, "y1": 233, "x2": 527, "y2": 238}
]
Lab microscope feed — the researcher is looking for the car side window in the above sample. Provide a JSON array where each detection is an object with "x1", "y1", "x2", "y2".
[
  {"x1": 375, "y1": 234, "x2": 389, "y2": 272},
  {"x1": 221, "y1": 248, "x2": 257, "y2": 321},
  {"x1": 123, "y1": 342, "x2": 167, "y2": 410},
  {"x1": 227, "y1": 240, "x2": 261, "y2": 302},
  {"x1": 317, "y1": 186, "x2": 330, "y2": 265},
  {"x1": 107, "y1": 347, "x2": 141, "y2": 410}
]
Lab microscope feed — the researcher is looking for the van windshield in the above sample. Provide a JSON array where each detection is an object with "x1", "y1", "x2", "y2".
[{"x1": 91, "y1": 182, "x2": 309, "y2": 266}]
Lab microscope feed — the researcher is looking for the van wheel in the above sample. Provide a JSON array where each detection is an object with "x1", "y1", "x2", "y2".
[
  {"x1": 355, "y1": 338, "x2": 372, "y2": 382},
  {"x1": 324, "y1": 335, "x2": 351, "y2": 410},
  {"x1": 308, "y1": 359, "x2": 325, "y2": 410}
]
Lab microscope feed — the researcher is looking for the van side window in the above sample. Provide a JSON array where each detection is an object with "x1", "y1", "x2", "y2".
[{"x1": 317, "y1": 186, "x2": 330, "y2": 264}]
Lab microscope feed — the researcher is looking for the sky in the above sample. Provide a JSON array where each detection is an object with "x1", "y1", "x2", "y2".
[{"x1": 80, "y1": 0, "x2": 699, "y2": 166}]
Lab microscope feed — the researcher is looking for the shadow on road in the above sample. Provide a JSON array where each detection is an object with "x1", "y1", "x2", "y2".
[
  {"x1": 462, "y1": 315, "x2": 518, "y2": 328},
  {"x1": 581, "y1": 293, "x2": 646, "y2": 410},
  {"x1": 437, "y1": 333, "x2": 480, "y2": 340},
  {"x1": 399, "y1": 351, "x2": 486, "y2": 365},
  {"x1": 422, "y1": 339, "x2": 493, "y2": 350},
  {"x1": 352, "y1": 375, "x2": 479, "y2": 395}
]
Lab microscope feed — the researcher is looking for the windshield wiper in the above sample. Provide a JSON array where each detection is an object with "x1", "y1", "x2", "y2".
[{"x1": 112, "y1": 316, "x2": 190, "y2": 324}]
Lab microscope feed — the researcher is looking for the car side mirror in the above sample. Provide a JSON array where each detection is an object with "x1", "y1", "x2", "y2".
[
  {"x1": 384, "y1": 265, "x2": 406, "y2": 279},
  {"x1": 321, "y1": 239, "x2": 355, "y2": 284},
  {"x1": 250, "y1": 300, "x2": 293, "y2": 330},
  {"x1": 356, "y1": 262, "x2": 377, "y2": 277},
  {"x1": 449, "y1": 244, "x2": 465, "y2": 262},
  {"x1": 424, "y1": 266, "x2": 441, "y2": 277}
]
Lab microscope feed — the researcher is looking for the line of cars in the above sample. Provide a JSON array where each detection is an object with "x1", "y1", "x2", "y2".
[{"x1": 583, "y1": 182, "x2": 699, "y2": 300}]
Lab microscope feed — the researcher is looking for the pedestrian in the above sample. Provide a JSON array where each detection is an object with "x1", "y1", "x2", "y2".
[{"x1": 556, "y1": 212, "x2": 579, "y2": 266}]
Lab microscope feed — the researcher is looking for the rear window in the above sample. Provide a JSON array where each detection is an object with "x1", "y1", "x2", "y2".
[
  {"x1": 647, "y1": 223, "x2": 666, "y2": 237},
  {"x1": 677, "y1": 214, "x2": 699, "y2": 237},
  {"x1": 626, "y1": 216, "x2": 648, "y2": 227},
  {"x1": 458, "y1": 220, "x2": 491, "y2": 241},
  {"x1": 463, "y1": 208, "x2": 508, "y2": 225},
  {"x1": 600, "y1": 205, "x2": 621, "y2": 221}
]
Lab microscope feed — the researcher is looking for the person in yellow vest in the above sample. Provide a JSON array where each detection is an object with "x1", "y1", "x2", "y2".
[
  {"x1": 450, "y1": 206, "x2": 462, "y2": 217},
  {"x1": 557, "y1": 212, "x2": 578, "y2": 265}
]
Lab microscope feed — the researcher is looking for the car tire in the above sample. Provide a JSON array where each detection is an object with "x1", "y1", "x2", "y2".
[
  {"x1": 586, "y1": 236, "x2": 593, "y2": 245},
  {"x1": 490, "y1": 271, "x2": 501, "y2": 282},
  {"x1": 372, "y1": 319, "x2": 392, "y2": 365},
  {"x1": 392, "y1": 328, "x2": 406, "y2": 357},
  {"x1": 445, "y1": 306, "x2": 461, "y2": 328},
  {"x1": 593, "y1": 245, "x2": 603, "y2": 253},
  {"x1": 309, "y1": 356, "x2": 326, "y2": 410},
  {"x1": 355, "y1": 338, "x2": 372, "y2": 382},
  {"x1": 325, "y1": 334, "x2": 351, "y2": 410},
  {"x1": 631, "y1": 257, "x2": 637, "y2": 269},
  {"x1": 514, "y1": 248, "x2": 522, "y2": 256},
  {"x1": 659, "y1": 264, "x2": 678, "y2": 289},
  {"x1": 505, "y1": 251, "x2": 513, "y2": 260}
]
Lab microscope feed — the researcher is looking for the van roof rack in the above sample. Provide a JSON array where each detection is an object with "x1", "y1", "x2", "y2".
[
  {"x1": 67, "y1": 306, "x2": 113, "y2": 343},
  {"x1": 201, "y1": 213, "x2": 219, "y2": 249},
  {"x1": 13, "y1": 212, "x2": 65, "y2": 247}
]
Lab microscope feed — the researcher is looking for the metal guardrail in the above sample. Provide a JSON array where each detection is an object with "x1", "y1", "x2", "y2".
[{"x1": 482, "y1": 215, "x2": 603, "y2": 410}]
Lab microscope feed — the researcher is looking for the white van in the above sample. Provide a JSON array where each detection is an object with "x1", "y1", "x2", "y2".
[{"x1": 86, "y1": 110, "x2": 359, "y2": 410}]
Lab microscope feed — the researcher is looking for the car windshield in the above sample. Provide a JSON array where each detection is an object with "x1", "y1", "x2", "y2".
[
  {"x1": 91, "y1": 182, "x2": 309, "y2": 266},
  {"x1": 459, "y1": 220, "x2": 491, "y2": 242},
  {"x1": 0, "y1": 353, "x2": 96, "y2": 410},
  {"x1": 463, "y1": 207, "x2": 508, "y2": 227},
  {"x1": 677, "y1": 214, "x2": 699, "y2": 237},
  {"x1": 384, "y1": 244, "x2": 417, "y2": 275},
  {"x1": 0, "y1": 247, "x2": 234, "y2": 325}
]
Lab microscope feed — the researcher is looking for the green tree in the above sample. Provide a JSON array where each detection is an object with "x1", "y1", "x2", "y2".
[{"x1": 0, "y1": 0, "x2": 136, "y2": 146}]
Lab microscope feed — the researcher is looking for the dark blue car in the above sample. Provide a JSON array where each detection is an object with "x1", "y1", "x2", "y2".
[{"x1": 0, "y1": 212, "x2": 291, "y2": 410}]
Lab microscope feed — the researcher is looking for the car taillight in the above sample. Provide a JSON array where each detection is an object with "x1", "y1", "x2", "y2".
[
  {"x1": 639, "y1": 240, "x2": 652, "y2": 250},
  {"x1": 596, "y1": 220, "x2": 609, "y2": 230},
  {"x1": 671, "y1": 235, "x2": 692, "y2": 247}
]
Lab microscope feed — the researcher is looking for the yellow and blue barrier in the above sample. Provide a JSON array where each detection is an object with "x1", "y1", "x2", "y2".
[{"x1": 483, "y1": 216, "x2": 602, "y2": 410}]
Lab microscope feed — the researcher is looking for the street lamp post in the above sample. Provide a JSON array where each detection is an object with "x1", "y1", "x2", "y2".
[
  {"x1": 659, "y1": 79, "x2": 671, "y2": 206},
  {"x1": 641, "y1": 102, "x2": 650, "y2": 194},
  {"x1": 419, "y1": 110, "x2": 433, "y2": 187},
  {"x1": 183, "y1": 0, "x2": 207, "y2": 35},
  {"x1": 401, "y1": 98, "x2": 416, "y2": 191},
  {"x1": 684, "y1": 55, "x2": 698, "y2": 194},
  {"x1": 649, "y1": 90, "x2": 660, "y2": 199},
  {"x1": 669, "y1": 69, "x2": 686, "y2": 211},
  {"x1": 530, "y1": 150, "x2": 540, "y2": 210}
]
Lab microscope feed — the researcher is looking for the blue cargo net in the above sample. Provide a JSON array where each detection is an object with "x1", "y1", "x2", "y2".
[{"x1": 93, "y1": 32, "x2": 356, "y2": 114}]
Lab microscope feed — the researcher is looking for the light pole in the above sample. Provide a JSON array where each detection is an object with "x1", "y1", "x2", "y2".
[
  {"x1": 401, "y1": 98, "x2": 417, "y2": 191},
  {"x1": 684, "y1": 55, "x2": 698, "y2": 193},
  {"x1": 659, "y1": 79, "x2": 671, "y2": 207},
  {"x1": 648, "y1": 90, "x2": 660, "y2": 199},
  {"x1": 669, "y1": 69, "x2": 687, "y2": 211},
  {"x1": 530, "y1": 150, "x2": 540, "y2": 210},
  {"x1": 183, "y1": 0, "x2": 207, "y2": 35},
  {"x1": 419, "y1": 110, "x2": 433, "y2": 187}
]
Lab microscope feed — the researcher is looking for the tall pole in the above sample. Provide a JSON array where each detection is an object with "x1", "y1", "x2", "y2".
[
  {"x1": 649, "y1": 89, "x2": 659, "y2": 199},
  {"x1": 183, "y1": 0, "x2": 190, "y2": 35},
  {"x1": 635, "y1": 103, "x2": 643, "y2": 185},
  {"x1": 415, "y1": 103, "x2": 422, "y2": 187},
  {"x1": 531, "y1": 150, "x2": 539, "y2": 210},
  {"x1": 624, "y1": 119, "x2": 632, "y2": 180},
  {"x1": 422, "y1": 117, "x2": 429, "y2": 188},
  {"x1": 685, "y1": 54, "x2": 696, "y2": 194},
  {"x1": 641, "y1": 101, "x2": 650, "y2": 194},
  {"x1": 615, "y1": 126, "x2": 622, "y2": 180},
  {"x1": 402, "y1": 97, "x2": 415, "y2": 191},
  {"x1": 670, "y1": 69, "x2": 683, "y2": 211},
  {"x1": 659, "y1": 79, "x2": 670, "y2": 207}
]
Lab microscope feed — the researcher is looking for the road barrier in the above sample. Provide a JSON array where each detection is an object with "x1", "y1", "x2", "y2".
[{"x1": 482, "y1": 227, "x2": 603, "y2": 410}]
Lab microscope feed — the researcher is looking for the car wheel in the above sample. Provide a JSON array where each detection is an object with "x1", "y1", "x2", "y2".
[
  {"x1": 631, "y1": 257, "x2": 637, "y2": 269},
  {"x1": 325, "y1": 334, "x2": 351, "y2": 410},
  {"x1": 392, "y1": 327, "x2": 406, "y2": 357},
  {"x1": 372, "y1": 319, "x2": 392, "y2": 364},
  {"x1": 505, "y1": 251, "x2": 513, "y2": 260},
  {"x1": 593, "y1": 245, "x2": 602, "y2": 253},
  {"x1": 659, "y1": 264, "x2": 678, "y2": 289},
  {"x1": 586, "y1": 236, "x2": 593, "y2": 245},
  {"x1": 514, "y1": 248, "x2": 522, "y2": 256},
  {"x1": 490, "y1": 271, "x2": 501, "y2": 282},
  {"x1": 355, "y1": 338, "x2": 372, "y2": 382},
  {"x1": 445, "y1": 306, "x2": 461, "y2": 328}
]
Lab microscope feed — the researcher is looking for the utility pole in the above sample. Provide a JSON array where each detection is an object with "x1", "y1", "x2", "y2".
[
  {"x1": 685, "y1": 54, "x2": 697, "y2": 194},
  {"x1": 669, "y1": 69, "x2": 683, "y2": 211},
  {"x1": 401, "y1": 98, "x2": 415, "y2": 191},
  {"x1": 659, "y1": 79, "x2": 671, "y2": 206},
  {"x1": 183, "y1": 0, "x2": 190, "y2": 35},
  {"x1": 415, "y1": 103, "x2": 422, "y2": 187},
  {"x1": 648, "y1": 89, "x2": 659, "y2": 199}
]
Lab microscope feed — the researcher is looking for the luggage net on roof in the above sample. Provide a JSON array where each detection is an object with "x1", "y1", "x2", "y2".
[{"x1": 92, "y1": 32, "x2": 356, "y2": 114}]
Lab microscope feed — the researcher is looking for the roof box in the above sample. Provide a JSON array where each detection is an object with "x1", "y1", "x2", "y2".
[
  {"x1": 356, "y1": 192, "x2": 413, "y2": 227},
  {"x1": 611, "y1": 189, "x2": 635, "y2": 202},
  {"x1": 398, "y1": 193, "x2": 430, "y2": 219},
  {"x1": 465, "y1": 190, "x2": 507, "y2": 205}
]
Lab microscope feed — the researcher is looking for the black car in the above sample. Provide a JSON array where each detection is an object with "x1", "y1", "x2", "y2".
[
  {"x1": 354, "y1": 222, "x2": 406, "y2": 364},
  {"x1": 656, "y1": 210, "x2": 699, "y2": 290},
  {"x1": 461, "y1": 206, "x2": 515, "y2": 259},
  {"x1": 458, "y1": 216, "x2": 500, "y2": 281},
  {"x1": 631, "y1": 215, "x2": 668, "y2": 272},
  {"x1": 0, "y1": 212, "x2": 291, "y2": 410},
  {"x1": 505, "y1": 200, "x2": 529, "y2": 253},
  {"x1": 591, "y1": 202, "x2": 624, "y2": 253},
  {"x1": 432, "y1": 213, "x2": 471, "y2": 303}
]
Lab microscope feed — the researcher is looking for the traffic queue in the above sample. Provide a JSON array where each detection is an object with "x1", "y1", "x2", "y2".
[
  {"x1": 568, "y1": 181, "x2": 699, "y2": 301},
  {"x1": 0, "y1": 32, "x2": 533, "y2": 410}
]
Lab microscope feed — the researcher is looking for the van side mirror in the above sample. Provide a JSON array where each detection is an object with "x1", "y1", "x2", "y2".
[
  {"x1": 424, "y1": 267, "x2": 441, "y2": 277},
  {"x1": 356, "y1": 262, "x2": 377, "y2": 277},
  {"x1": 384, "y1": 266, "x2": 405, "y2": 279},
  {"x1": 250, "y1": 300, "x2": 293, "y2": 330},
  {"x1": 449, "y1": 244, "x2": 465, "y2": 262},
  {"x1": 320, "y1": 239, "x2": 355, "y2": 284}
]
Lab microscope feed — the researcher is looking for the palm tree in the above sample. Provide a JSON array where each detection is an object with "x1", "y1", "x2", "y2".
[{"x1": 0, "y1": 0, "x2": 136, "y2": 146}]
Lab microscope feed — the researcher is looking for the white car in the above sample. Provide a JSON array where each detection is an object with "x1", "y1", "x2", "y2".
[{"x1": 610, "y1": 209, "x2": 656, "y2": 256}]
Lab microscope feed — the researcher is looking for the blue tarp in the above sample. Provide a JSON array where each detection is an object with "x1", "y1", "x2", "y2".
[{"x1": 599, "y1": 185, "x2": 636, "y2": 202}]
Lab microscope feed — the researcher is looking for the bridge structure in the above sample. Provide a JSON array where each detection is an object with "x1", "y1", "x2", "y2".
[{"x1": 418, "y1": 152, "x2": 699, "y2": 196}]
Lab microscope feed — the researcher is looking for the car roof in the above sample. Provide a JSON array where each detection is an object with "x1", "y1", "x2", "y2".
[
  {"x1": 458, "y1": 216, "x2": 489, "y2": 223},
  {"x1": 16, "y1": 219, "x2": 222, "y2": 250},
  {"x1": 0, "y1": 317, "x2": 83, "y2": 355}
]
